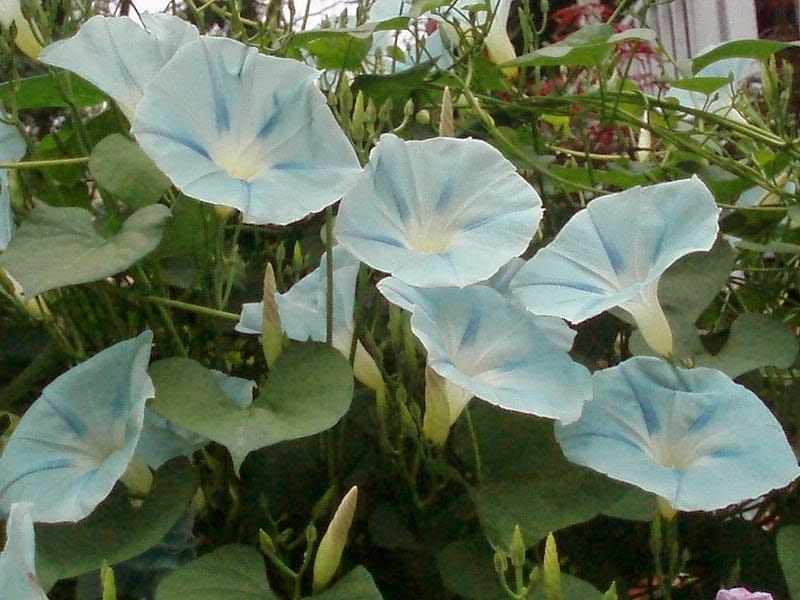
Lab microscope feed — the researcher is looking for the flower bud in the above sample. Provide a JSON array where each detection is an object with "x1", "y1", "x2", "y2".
[
  {"x1": 260, "y1": 263, "x2": 283, "y2": 368},
  {"x1": 312, "y1": 486, "x2": 358, "y2": 592}
]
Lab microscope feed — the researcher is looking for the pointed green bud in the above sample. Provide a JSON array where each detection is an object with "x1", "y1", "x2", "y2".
[
  {"x1": 378, "y1": 98, "x2": 394, "y2": 123},
  {"x1": 602, "y1": 580, "x2": 618, "y2": 600},
  {"x1": 312, "y1": 486, "x2": 336, "y2": 521},
  {"x1": 351, "y1": 90, "x2": 366, "y2": 141},
  {"x1": 403, "y1": 98, "x2": 415, "y2": 119},
  {"x1": 259, "y1": 529, "x2": 277, "y2": 555},
  {"x1": 101, "y1": 561, "x2": 117, "y2": 600},
  {"x1": 510, "y1": 525, "x2": 526, "y2": 568},
  {"x1": 339, "y1": 82, "x2": 353, "y2": 118},
  {"x1": 365, "y1": 98, "x2": 377, "y2": 124},
  {"x1": 261, "y1": 263, "x2": 283, "y2": 368},
  {"x1": 543, "y1": 533, "x2": 562, "y2": 600},
  {"x1": 0, "y1": 0, "x2": 42, "y2": 60},
  {"x1": 327, "y1": 91, "x2": 338, "y2": 108},
  {"x1": 306, "y1": 522, "x2": 318, "y2": 545},
  {"x1": 312, "y1": 486, "x2": 358, "y2": 592},
  {"x1": 439, "y1": 87, "x2": 454, "y2": 137},
  {"x1": 397, "y1": 397, "x2": 417, "y2": 438},
  {"x1": 275, "y1": 243, "x2": 286, "y2": 271},
  {"x1": 292, "y1": 241, "x2": 304, "y2": 273},
  {"x1": 493, "y1": 549, "x2": 508, "y2": 575}
]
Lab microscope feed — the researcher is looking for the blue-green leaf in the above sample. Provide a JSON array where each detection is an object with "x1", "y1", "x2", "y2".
[{"x1": 0, "y1": 203, "x2": 170, "y2": 298}]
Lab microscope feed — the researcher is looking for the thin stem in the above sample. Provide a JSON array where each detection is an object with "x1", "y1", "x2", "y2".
[
  {"x1": 464, "y1": 408, "x2": 483, "y2": 483},
  {"x1": 0, "y1": 156, "x2": 89, "y2": 169},
  {"x1": 325, "y1": 205, "x2": 335, "y2": 347},
  {"x1": 142, "y1": 296, "x2": 241, "y2": 321}
]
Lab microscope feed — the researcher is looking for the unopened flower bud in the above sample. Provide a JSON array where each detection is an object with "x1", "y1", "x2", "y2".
[{"x1": 312, "y1": 486, "x2": 358, "y2": 592}]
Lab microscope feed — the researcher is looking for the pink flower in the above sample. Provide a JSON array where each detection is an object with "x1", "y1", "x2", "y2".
[{"x1": 716, "y1": 588, "x2": 774, "y2": 600}]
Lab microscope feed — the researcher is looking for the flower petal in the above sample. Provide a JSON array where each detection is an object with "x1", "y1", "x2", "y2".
[
  {"x1": 133, "y1": 36, "x2": 361, "y2": 225},
  {"x1": 510, "y1": 177, "x2": 719, "y2": 355},
  {"x1": 39, "y1": 15, "x2": 198, "y2": 120},
  {"x1": 405, "y1": 285, "x2": 591, "y2": 422},
  {"x1": 0, "y1": 503, "x2": 47, "y2": 599},
  {"x1": 555, "y1": 356, "x2": 800, "y2": 512},
  {"x1": 377, "y1": 273, "x2": 576, "y2": 352},
  {"x1": 335, "y1": 133, "x2": 542, "y2": 287},
  {"x1": 0, "y1": 332, "x2": 154, "y2": 523},
  {"x1": 135, "y1": 371, "x2": 254, "y2": 469}
]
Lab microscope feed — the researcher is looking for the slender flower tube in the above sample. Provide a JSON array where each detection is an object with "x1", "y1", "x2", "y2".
[
  {"x1": 0, "y1": 0, "x2": 42, "y2": 60},
  {"x1": 511, "y1": 177, "x2": 720, "y2": 358},
  {"x1": 484, "y1": 0, "x2": 518, "y2": 78}
]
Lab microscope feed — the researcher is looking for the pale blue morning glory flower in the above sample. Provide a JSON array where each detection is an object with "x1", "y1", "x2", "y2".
[
  {"x1": 403, "y1": 284, "x2": 592, "y2": 424},
  {"x1": 0, "y1": 331, "x2": 154, "y2": 523},
  {"x1": 132, "y1": 36, "x2": 361, "y2": 226},
  {"x1": 510, "y1": 177, "x2": 720, "y2": 358},
  {"x1": 236, "y1": 247, "x2": 382, "y2": 389},
  {"x1": 0, "y1": 121, "x2": 26, "y2": 250},
  {"x1": 39, "y1": 14, "x2": 199, "y2": 120},
  {"x1": 334, "y1": 133, "x2": 542, "y2": 287},
  {"x1": 377, "y1": 267, "x2": 576, "y2": 352},
  {"x1": 0, "y1": 503, "x2": 48, "y2": 599},
  {"x1": 555, "y1": 356, "x2": 800, "y2": 513},
  {"x1": 135, "y1": 371, "x2": 255, "y2": 469}
]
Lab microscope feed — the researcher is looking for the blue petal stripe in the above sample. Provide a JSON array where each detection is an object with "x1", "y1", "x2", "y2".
[
  {"x1": 136, "y1": 128, "x2": 211, "y2": 160},
  {"x1": 435, "y1": 168, "x2": 459, "y2": 213},
  {"x1": 103, "y1": 21, "x2": 144, "y2": 96},
  {"x1": 620, "y1": 365, "x2": 660, "y2": 435},
  {"x1": 351, "y1": 231, "x2": 406, "y2": 248},
  {"x1": 0, "y1": 458, "x2": 78, "y2": 497},
  {"x1": 526, "y1": 279, "x2": 608, "y2": 295},
  {"x1": 201, "y1": 40, "x2": 230, "y2": 132},
  {"x1": 372, "y1": 157, "x2": 410, "y2": 221},
  {"x1": 687, "y1": 403, "x2": 718, "y2": 434},
  {"x1": 567, "y1": 430, "x2": 645, "y2": 452},
  {"x1": 460, "y1": 308, "x2": 482, "y2": 348},
  {"x1": 587, "y1": 210, "x2": 625, "y2": 276},
  {"x1": 45, "y1": 395, "x2": 88, "y2": 438}
]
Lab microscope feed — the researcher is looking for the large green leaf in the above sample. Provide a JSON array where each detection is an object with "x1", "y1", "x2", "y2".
[
  {"x1": 667, "y1": 76, "x2": 732, "y2": 94},
  {"x1": 0, "y1": 73, "x2": 106, "y2": 109},
  {"x1": 313, "y1": 566, "x2": 383, "y2": 599},
  {"x1": 301, "y1": 35, "x2": 372, "y2": 70},
  {"x1": 778, "y1": 525, "x2": 800, "y2": 598},
  {"x1": 694, "y1": 312, "x2": 798, "y2": 376},
  {"x1": 508, "y1": 24, "x2": 655, "y2": 67},
  {"x1": 156, "y1": 544, "x2": 277, "y2": 600},
  {"x1": 89, "y1": 134, "x2": 172, "y2": 209},
  {"x1": 436, "y1": 538, "x2": 504, "y2": 600},
  {"x1": 0, "y1": 203, "x2": 170, "y2": 298},
  {"x1": 692, "y1": 39, "x2": 800, "y2": 73},
  {"x1": 458, "y1": 404, "x2": 651, "y2": 551},
  {"x1": 36, "y1": 458, "x2": 197, "y2": 588},
  {"x1": 629, "y1": 240, "x2": 797, "y2": 376},
  {"x1": 353, "y1": 63, "x2": 432, "y2": 108},
  {"x1": 149, "y1": 342, "x2": 353, "y2": 471}
]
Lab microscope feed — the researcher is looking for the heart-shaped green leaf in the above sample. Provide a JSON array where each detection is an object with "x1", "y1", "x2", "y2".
[
  {"x1": 156, "y1": 544, "x2": 277, "y2": 600},
  {"x1": 36, "y1": 458, "x2": 197, "y2": 588},
  {"x1": 0, "y1": 203, "x2": 170, "y2": 298},
  {"x1": 89, "y1": 134, "x2": 172, "y2": 209},
  {"x1": 149, "y1": 342, "x2": 353, "y2": 471}
]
